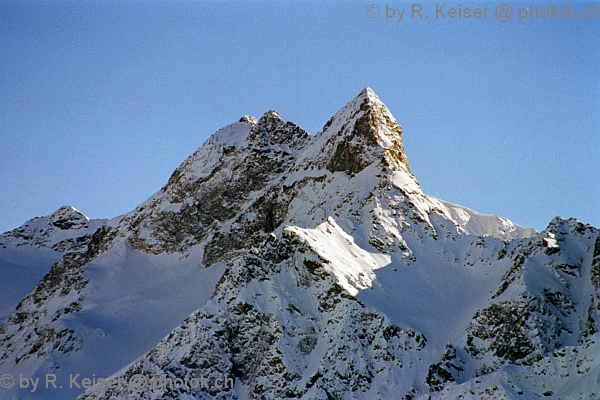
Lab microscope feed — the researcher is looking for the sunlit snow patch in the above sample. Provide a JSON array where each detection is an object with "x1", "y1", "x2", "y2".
[
  {"x1": 285, "y1": 217, "x2": 391, "y2": 296},
  {"x1": 543, "y1": 232, "x2": 558, "y2": 248}
]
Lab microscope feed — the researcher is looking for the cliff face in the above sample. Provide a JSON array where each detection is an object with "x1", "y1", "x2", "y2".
[{"x1": 1, "y1": 89, "x2": 597, "y2": 400}]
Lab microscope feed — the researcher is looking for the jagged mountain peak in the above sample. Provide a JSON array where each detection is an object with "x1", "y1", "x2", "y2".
[
  {"x1": 106, "y1": 88, "x2": 530, "y2": 259},
  {"x1": 315, "y1": 88, "x2": 411, "y2": 176},
  {"x1": 248, "y1": 109, "x2": 310, "y2": 150},
  {"x1": 0, "y1": 206, "x2": 105, "y2": 252},
  {"x1": 47, "y1": 205, "x2": 87, "y2": 224},
  {"x1": 356, "y1": 86, "x2": 382, "y2": 105},
  {"x1": 166, "y1": 88, "x2": 409, "y2": 201},
  {"x1": 238, "y1": 114, "x2": 258, "y2": 125},
  {"x1": 259, "y1": 109, "x2": 282, "y2": 121}
]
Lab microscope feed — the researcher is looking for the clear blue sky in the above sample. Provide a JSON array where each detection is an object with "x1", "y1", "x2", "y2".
[{"x1": 1, "y1": 1, "x2": 598, "y2": 233}]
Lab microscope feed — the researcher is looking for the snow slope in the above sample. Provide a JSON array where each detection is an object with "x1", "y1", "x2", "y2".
[{"x1": 0, "y1": 207, "x2": 106, "y2": 321}]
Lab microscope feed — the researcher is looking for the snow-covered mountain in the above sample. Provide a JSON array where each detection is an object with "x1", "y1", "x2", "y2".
[
  {"x1": 1, "y1": 88, "x2": 598, "y2": 400},
  {"x1": 0, "y1": 207, "x2": 106, "y2": 322}
]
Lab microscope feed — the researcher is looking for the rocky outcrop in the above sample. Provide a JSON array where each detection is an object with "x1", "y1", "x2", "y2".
[{"x1": 321, "y1": 88, "x2": 411, "y2": 175}]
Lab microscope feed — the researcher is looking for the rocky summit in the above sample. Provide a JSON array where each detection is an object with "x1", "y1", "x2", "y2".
[{"x1": 1, "y1": 88, "x2": 598, "y2": 400}]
